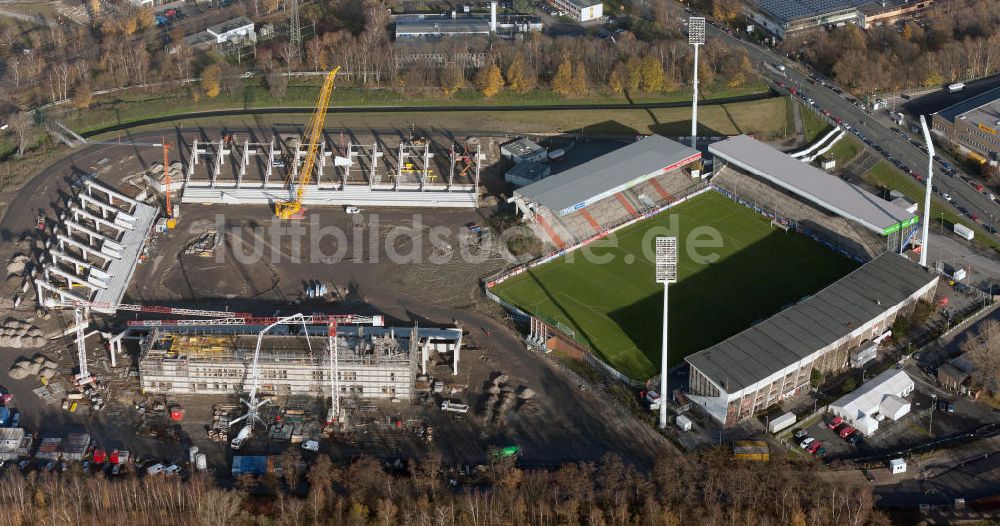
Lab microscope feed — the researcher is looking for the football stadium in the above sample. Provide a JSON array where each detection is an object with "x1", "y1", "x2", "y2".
[
  {"x1": 489, "y1": 135, "x2": 929, "y2": 394},
  {"x1": 492, "y1": 190, "x2": 858, "y2": 380}
]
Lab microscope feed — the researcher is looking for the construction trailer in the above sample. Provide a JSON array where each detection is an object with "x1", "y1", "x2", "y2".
[{"x1": 138, "y1": 324, "x2": 463, "y2": 399}]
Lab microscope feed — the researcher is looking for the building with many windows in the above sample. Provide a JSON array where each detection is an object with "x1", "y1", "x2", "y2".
[
  {"x1": 933, "y1": 86, "x2": 1000, "y2": 165},
  {"x1": 547, "y1": 0, "x2": 603, "y2": 22}
]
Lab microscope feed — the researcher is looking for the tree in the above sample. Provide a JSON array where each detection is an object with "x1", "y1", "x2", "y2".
[
  {"x1": 475, "y1": 64, "x2": 504, "y2": 98},
  {"x1": 137, "y1": 7, "x2": 155, "y2": 29},
  {"x1": 961, "y1": 319, "x2": 1000, "y2": 395},
  {"x1": 513, "y1": 0, "x2": 532, "y2": 13},
  {"x1": 8, "y1": 112, "x2": 32, "y2": 157},
  {"x1": 506, "y1": 55, "x2": 536, "y2": 95},
  {"x1": 640, "y1": 56, "x2": 665, "y2": 93},
  {"x1": 551, "y1": 55, "x2": 573, "y2": 97},
  {"x1": 439, "y1": 64, "x2": 465, "y2": 97},
  {"x1": 626, "y1": 57, "x2": 642, "y2": 93},
  {"x1": 571, "y1": 61, "x2": 588, "y2": 96},
  {"x1": 201, "y1": 64, "x2": 221, "y2": 98},
  {"x1": 608, "y1": 61, "x2": 627, "y2": 94},
  {"x1": 72, "y1": 81, "x2": 93, "y2": 109}
]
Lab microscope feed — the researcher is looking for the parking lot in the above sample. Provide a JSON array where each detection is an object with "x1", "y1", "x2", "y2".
[{"x1": 787, "y1": 386, "x2": 996, "y2": 461}]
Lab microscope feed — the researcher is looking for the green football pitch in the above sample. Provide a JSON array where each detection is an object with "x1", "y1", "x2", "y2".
[{"x1": 491, "y1": 191, "x2": 859, "y2": 380}]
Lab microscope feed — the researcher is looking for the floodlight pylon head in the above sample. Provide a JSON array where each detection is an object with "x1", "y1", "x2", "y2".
[
  {"x1": 655, "y1": 237, "x2": 678, "y2": 284},
  {"x1": 689, "y1": 17, "x2": 706, "y2": 45}
]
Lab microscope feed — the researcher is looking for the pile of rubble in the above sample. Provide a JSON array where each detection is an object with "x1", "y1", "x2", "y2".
[
  {"x1": 0, "y1": 319, "x2": 46, "y2": 349},
  {"x1": 6, "y1": 254, "x2": 29, "y2": 276},
  {"x1": 207, "y1": 404, "x2": 237, "y2": 443},
  {"x1": 9, "y1": 355, "x2": 57, "y2": 381},
  {"x1": 149, "y1": 162, "x2": 185, "y2": 189},
  {"x1": 183, "y1": 227, "x2": 222, "y2": 257}
]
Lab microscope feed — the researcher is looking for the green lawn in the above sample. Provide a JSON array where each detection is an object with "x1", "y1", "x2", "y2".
[
  {"x1": 491, "y1": 191, "x2": 858, "y2": 380},
  {"x1": 825, "y1": 136, "x2": 861, "y2": 165},
  {"x1": 801, "y1": 104, "x2": 832, "y2": 143},
  {"x1": 863, "y1": 161, "x2": 1000, "y2": 251}
]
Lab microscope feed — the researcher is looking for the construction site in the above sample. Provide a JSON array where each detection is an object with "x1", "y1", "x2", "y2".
[{"x1": 0, "y1": 67, "x2": 669, "y2": 476}]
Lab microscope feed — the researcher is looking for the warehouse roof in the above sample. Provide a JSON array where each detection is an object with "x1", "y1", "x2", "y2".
[
  {"x1": 395, "y1": 17, "x2": 491, "y2": 36},
  {"x1": 936, "y1": 86, "x2": 1000, "y2": 125},
  {"x1": 758, "y1": 0, "x2": 865, "y2": 23},
  {"x1": 514, "y1": 135, "x2": 700, "y2": 215},
  {"x1": 686, "y1": 254, "x2": 936, "y2": 394},
  {"x1": 710, "y1": 135, "x2": 916, "y2": 234}
]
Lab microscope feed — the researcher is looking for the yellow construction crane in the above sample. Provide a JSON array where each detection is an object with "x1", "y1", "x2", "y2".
[{"x1": 274, "y1": 66, "x2": 341, "y2": 220}]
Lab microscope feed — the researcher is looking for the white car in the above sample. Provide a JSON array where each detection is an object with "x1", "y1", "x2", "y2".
[
  {"x1": 986, "y1": 193, "x2": 995, "y2": 202},
  {"x1": 799, "y1": 437, "x2": 815, "y2": 449},
  {"x1": 943, "y1": 193, "x2": 953, "y2": 202},
  {"x1": 302, "y1": 440, "x2": 320, "y2": 451},
  {"x1": 345, "y1": 206, "x2": 361, "y2": 214}
]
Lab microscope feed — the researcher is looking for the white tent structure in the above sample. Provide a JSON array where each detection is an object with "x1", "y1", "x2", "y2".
[{"x1": 829, "y1": 368, "x2": 914, "y2": 435}]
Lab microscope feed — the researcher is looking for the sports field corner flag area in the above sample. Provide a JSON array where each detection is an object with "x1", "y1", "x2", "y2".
[{"x1": 491, "y1": 191, "x2": 858, "y2": 380}]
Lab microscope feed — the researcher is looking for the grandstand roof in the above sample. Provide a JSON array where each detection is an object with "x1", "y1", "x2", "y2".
[
  {"x1": 686, "y1": 254, "x2": 936, "y2": 395},
  {"x1": 395, "y1": 17, "x2": 491, "y2": 36},
  {"x1": 709, "y1": 135, "x2": 917, "y2": 235},
  {"x1": 513, "y1": 135, "x2": 700, "y2": 216}
]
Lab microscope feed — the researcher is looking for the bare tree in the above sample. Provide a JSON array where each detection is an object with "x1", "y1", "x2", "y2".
[{"x1": 8, "y1": 112, "x2": 33, "y2": 157}]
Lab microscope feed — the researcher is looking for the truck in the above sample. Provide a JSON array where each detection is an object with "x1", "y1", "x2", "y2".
[
  {"x1": 954, "y1": 223, "x2": 975, "y2": 241},
  {"x1": 948, "y1": 82, "x2": 965, "y2": 93},
  {"x1": 767, "y1": 411, "x2": 796, "y2": 434}
]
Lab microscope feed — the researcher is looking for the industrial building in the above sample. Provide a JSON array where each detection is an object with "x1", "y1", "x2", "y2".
[
  {"x1": 547, "y1": 0, "x2": 603, "y2": 22},
  {"x1": 138, "y1": 323, "x2": 464, "y2": 400},
  {"x1": 828, "y1": 367, "x2": 914, "y2": 435},
  {"x1": 501, "y1": 137, "x2": 547, "y2": 164},
  {"x1": 746, "y1": 0, "x2": 867, "y2": 37},
  {"x1": 394, "y1": 2, "x2": 498, "y2": 38},
  {"x1": 933, "y1": 86, "x2": 1000, "y2": 165},
  {"x1": 0, "y1": 428, "x2": 27, "y2": 460},
  {"x1": 685, "y1": 253, "x2": 938, "y2": 427},
  {"x1": 859, "y1": 0, "x2": 935, "y2": 28},
  {"x1": 505, "y1": 161, "x2": 551, "y2": 187},
  {"x1": 183, "y1": 17, "x2": 256, "y2": 49}
]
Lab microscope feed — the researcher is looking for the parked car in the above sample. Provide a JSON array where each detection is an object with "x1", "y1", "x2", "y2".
[
  {"x1": 800, "y1": 437, "x2": 816, "y2": 449},
  {"x1": 839, "y1": 425, "x2": 857, "y2": 439},
  {"x1": 847, "y1": 432, "x2": 864, "y2": 444},
  {"x1": 827, "y1": 416, "x2": 843, "y2": 429},
  {"x1": 943, "y1": 193, "x2": 952, "y2": 202},
  {"x1": 806, "y1": 440, "x2": 822, "y2": 454},
  {"x1": 793, "y1": 429, "x2": 809, "y2": 440}
]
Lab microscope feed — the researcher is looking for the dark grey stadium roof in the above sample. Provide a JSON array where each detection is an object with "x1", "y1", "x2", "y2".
[
  {"x1": 936, "y1": 86, "x2": 1000, "y2": 123},
  {"x1": 710, "y1": 135, "x2": 916, "y2": 234},
  {"x1": 513, "y1": 135, "x2": 701, "y2": 215},
  {"x1": 686, "y1": 253, "x2": 936, "y2": 394},
  {"x1": 758, "y1": 0, "x2": 866, "y2": 22}
]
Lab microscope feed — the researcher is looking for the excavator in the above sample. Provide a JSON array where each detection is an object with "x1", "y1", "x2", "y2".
[{"x1": 274, "y1": 66, "x2": 341, "y2": 220}]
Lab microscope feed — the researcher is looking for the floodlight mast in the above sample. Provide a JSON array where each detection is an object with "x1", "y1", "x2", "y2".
[
  {"x1": 655, "y1": 237, "x2": 678, "y2": 429},
  {"x1": 689, "y1": 17, "x2": 706, "y2": 151},
  {"x1": 919, "y1": 115, "x2": 934, "y2": 267}
]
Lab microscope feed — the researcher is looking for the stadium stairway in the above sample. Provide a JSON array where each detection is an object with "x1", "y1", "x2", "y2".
[
  {"x1": 614, "y1": 193, "x2": 639, "y2": 216},
  {"x1": 532, "y1": 212, "x2": 568, "y2": 249}
]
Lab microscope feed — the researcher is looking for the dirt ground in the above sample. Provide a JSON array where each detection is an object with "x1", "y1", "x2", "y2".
[{"x1": 0, "y1": 127, "x2": 674, "y2": 473}]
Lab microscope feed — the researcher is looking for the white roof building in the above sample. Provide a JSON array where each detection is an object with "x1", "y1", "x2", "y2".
[
  {"x1": 206, "y1": 17, "x2": 256, "y2": 44},
  {"x1": 829, "y1": 367, "x2": 914, "y2": 434}
]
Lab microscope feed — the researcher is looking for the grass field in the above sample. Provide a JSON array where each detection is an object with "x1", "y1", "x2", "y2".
[{"x1": 491, "y1": 191, "x2": 858, "y2": 380}]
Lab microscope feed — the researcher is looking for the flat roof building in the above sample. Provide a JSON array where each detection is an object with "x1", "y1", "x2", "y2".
[
  {"x1": 933, "y1": 86, "x2": 1000, "y2": 165},
  {"x1": 747, "y1": 0, "x2": 866, "y2": 37},
  {"x1": 859, "y1": 0, "x2": 935, "y2": 28},
  {"x1": 501, "y1": 137, "x2": 548, "y2": 164},
  {"x1": 829, "y1": 367, "x2": 914, "y2": 434},
  {"x1": 206, "y1": 17, "x2": 256, "y2": 44},
  {"x1": 686, "y1": 253, "x2": 937, "y2": 427},
  {"x1": 505, "y1": 161, "x2": 551, "y2": 188},
  {"x1": 547, "y1": 0, "x2": 603, "y2": 21}
]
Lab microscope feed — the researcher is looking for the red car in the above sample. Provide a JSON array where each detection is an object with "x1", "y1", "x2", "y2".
[
  {"x1": 806, "y1": 440, "x2": 822, "y2": 454},
  {"x1": 839, "y1": 425, "x2": 857, "y2": 439},
  {"x1": 827, "y1": 416, "x2": 843, "y2": 429}
]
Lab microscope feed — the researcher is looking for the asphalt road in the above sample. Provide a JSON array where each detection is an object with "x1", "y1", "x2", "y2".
[{"x1": 695, "y1": 16, "x2": 1000, "y2": 239}]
